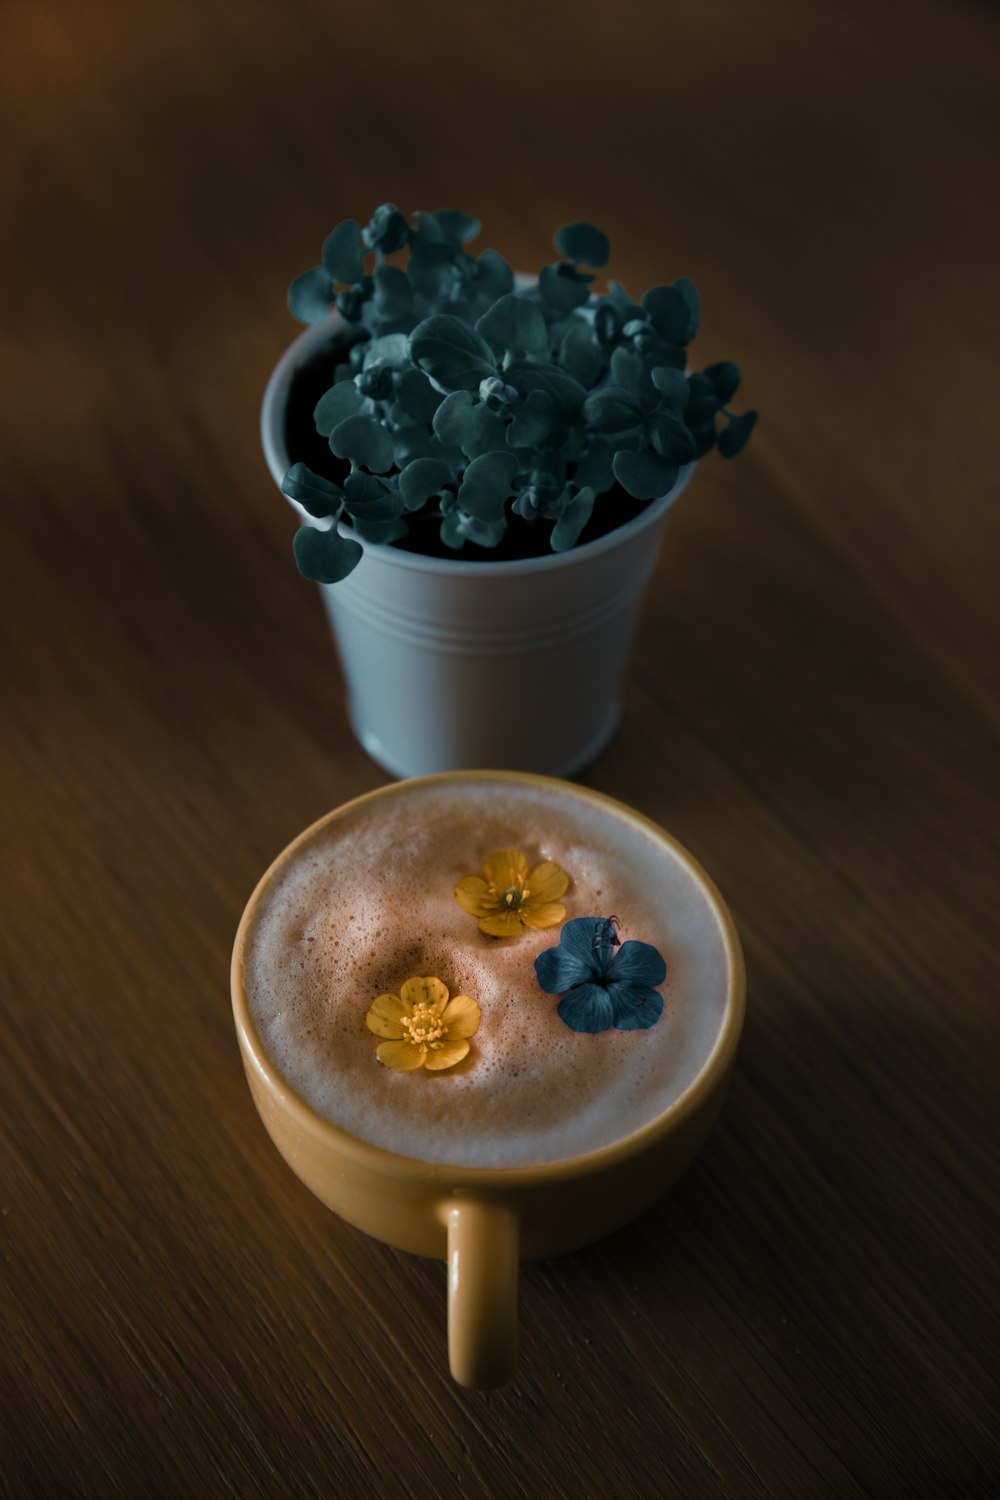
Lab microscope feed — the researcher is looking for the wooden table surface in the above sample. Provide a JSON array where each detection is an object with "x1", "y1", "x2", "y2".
[{"x1": 2, "y1": 1, "x2": 998, "y2": 1495}]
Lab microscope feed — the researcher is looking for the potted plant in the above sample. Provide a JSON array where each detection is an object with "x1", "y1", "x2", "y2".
[{"x1": 261, "y1": 203, "x2": 756, "y2": 776}]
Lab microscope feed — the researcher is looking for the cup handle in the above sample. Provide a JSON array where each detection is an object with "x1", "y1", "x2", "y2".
[{"x1": 446, "y1": 1200, "x2": 519, "y2": 1388}]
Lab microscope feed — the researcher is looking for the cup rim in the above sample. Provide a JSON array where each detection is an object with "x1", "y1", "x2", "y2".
[
  {"x1": 260, "y1": 311, "x2": 695, "y2": 581},
  {"x1": 231, "y1": 770, "x2": 746, "y2": 1186}
]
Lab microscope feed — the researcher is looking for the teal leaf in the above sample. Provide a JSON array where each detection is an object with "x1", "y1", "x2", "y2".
[
  {"x1": 476, "y1": 293, "x2": 548, "y2": 358},
  {"x1": 607, "y1": 281, "x2": 642, "y2": 317},
  {"x1": 538, "y1": 262, "x2": 592, "y2": 313},
  {"x1": 409, "y1": 211, "x2": 444, "y2": 244},
  {"x1": 551, "y1": 487, "x2": 595, "y2": 551},
  {"x1": 478, "y1": 375, "x2": 519, "y2": 411},
  {"x1": 559, "y1": 319, "x2": 603, "y2": 388},
  {"x1": 704, "y1": 360, "x2": 741, "y2": 404},
  {"x1": 642, "y1": 280, "x2": 699, "y2": 343},
  {"x1": 391, "y1": 426, "x2": 437, "y2": 468},
  {"x1": 554, "y1": 222, "x2": 610, "y2": 268},
  {"x1": 413, "y1": 210, "x2": 480, "y2": 246},
  {"x1": 647, "y1": 412, "x2": 697, "y2": 463},
  {"x1": 474, "y1": 249, "x2": 515, "y2": 300},
  {"x1": 322, "y1": 220, "x2": 365, "y2": 285},
  {"x1": 689, "y1": 420, "x2": 719, "y2": 460},
  {"x1": 398, "y1": 457, "x2": 455, "y2": 510},
  {"x1": 292, "y1": 524, "x2": 363, "y2": 584},
  {"x1": 394, "y1": 368, "x2": 444, "y2": 422},
  {"x1": 457, "y1": 450, "x2": 518, "y2": 521},
  {"x1": 512, "y1": 473, "x2": 562, "y2": 520},
  {"x1": 440, "y1": 509, "x2": 506, "y2": 550},
  {"x1": 506, "y1": 363, "x2": 587, "y2": 419},
  {"x1": 437, "y1": 296, "x2": 476, "y2": 326},
  {"x1": 329, "y1": 414, "x2": 395, "y2": 473},
  {"x1": 688, "y1": 371, "x2": 716, "y2": 397},
  {"x1": 373, "y1": 264, "x2": 414, "y2": 324},
  {"x1": 354, "y1": 359, "x2": 390, "y2": 400},
  {"x1": 640, "y1": 285, "x2": 687, "y2": 343},
  {"x1": 363, "y1": 332, "x2": 410, "y2": 369},
  {"x1": 461, "y1": 514, "x2": 506, "y2": 547},
  {"x1": 407, "y1": 241, "x2": 458, "y2": 298},
  {"x1": 582, "y1": 385, "x2": 642, "y2": 432},
  {"x1": 363, "y1": 203, "x2": 409, "y2": 254},
  {"x1": 439, "y1": 512, "x2": 466, "y2": 549},
  {"x1": 463, "y1": 406, "x2": 506, "y2": 459},
  {"x1": 281, "y1": 462, "x2": 343, "y2": 518},
  {"x1": 656, "y1": 343, "x2": 687, "y2": 371},
  {"x1": 718, "y1": 409, "x2": 758, "y2": 457},
  {"x1": 432, "y1": 389, "x2": 476, "y2": 446},
  {"x1": 651, "y1": 367, "x2": 689, "y2": 408},
  {"x1": 594, "y1": 300, "x2": 623, "y2": 346},
  {"x1": 432, "y1": 390, "x2": 505, "y2": 459},
  {"x1": 349, "y1": 516, "x2": 409, "y2": 546},
  {"x1": 574, "y1": 438, "x2": 616, "y2": 494},
  {"x1": 433, "y1": 210, "x2": 481, "y2": 244},
  {"x1": 610, "y1": 346, "x2": 653, "y2": 399},
  {"x1": 287, "y1": 267, "x2": 333, "y2": 326},
  {"x1": 672, "y1": 277, "x2": 700, "y2": 341},
  {"x1": 342, "y1": 470, "x2": 403, "y2": 521},
  {"x1": 408, "y1": 314, "x2": 497, "y2": 391},
  {"x1": 685, "y1": 395, "x2": 720, "y2": 425},
  {"x1": 335, "y1": 286, "x2": 367, "y2": 322},
  {"x1": 313, "y1": 381, "x2": 362, "y2": 437},
  {"x1": 506, "y1": 388, "x2": 554, "y2": 449},
  {"x1": 612, "y1": 448, "x2": 680, "y2": 500}
]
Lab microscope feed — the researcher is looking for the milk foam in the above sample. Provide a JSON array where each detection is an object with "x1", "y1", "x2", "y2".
[{"x1": 242, "y1": 779, "x2": 733, "y2": 1168}]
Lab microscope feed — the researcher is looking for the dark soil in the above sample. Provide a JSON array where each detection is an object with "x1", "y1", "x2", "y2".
[{"x1": 283, "y1": 337, "x2": 651, "y2": 562}]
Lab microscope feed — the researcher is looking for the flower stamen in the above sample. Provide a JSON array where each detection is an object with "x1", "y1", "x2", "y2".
[{"x1": 401, "y1": 1003, "x2": 446, "y2": 1045}]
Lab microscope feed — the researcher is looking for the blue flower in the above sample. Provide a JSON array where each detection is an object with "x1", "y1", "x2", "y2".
[{"x1": 534, "y1": 917, "x2": 667, "y2": 1033}]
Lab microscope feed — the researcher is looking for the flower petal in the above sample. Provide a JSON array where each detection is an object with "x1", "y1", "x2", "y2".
[
  {"x1": 556, "y1": 984, "x2": 616, "y2": 1033},
  {"x1": 455, "y1": 875, "x2": 497, "y2": 919},
  {"x1": 606, "y1": 939, "x2": 667, "y2": 988},
  {"x1": 526, "y1": 860, "x2": 570, "y2": 903},
  {"x1": 563, "y1": 916, "x2": 615, "y2": 972},
  {"x1": 376, "y1": 1039, "x2": 427, "y2": 1070},
  {"x1": 479, "y1": 909, "x2": 524, "y2": 937},
  {"x1": 482, "y1": 849, "x2": 529, "y2": 892},
  {"x1": 520, "y1": 900, "x2": 566, "y2": 930},
  {"x1": 400, "y1": 976, "x2": 449, "y2": 1015},
  {"x1": 424, "y1": 1039, "x2": 470, "y2": 1071},
  {"x1": 366, "y1": 992, "x2": 407, "y2": 1038},
  {"x1": 441, "y1": 993, "x2": 481, "y2": 1038},
  {"x1": 607, "y1": 981, "x2": 664, "y2": 1031},
  {"x1": 533, "y1": 917, "x2": 603, "y2": 992}
]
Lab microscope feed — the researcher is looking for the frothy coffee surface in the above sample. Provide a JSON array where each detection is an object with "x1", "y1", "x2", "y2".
[{"x1": 242, "y1": 779, "x2": 734, "y2": 1168}]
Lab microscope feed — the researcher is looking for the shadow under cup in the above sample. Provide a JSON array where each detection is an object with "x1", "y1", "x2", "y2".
[{"x1": 230, "y1": 772, "x2": 746, "y2": 1388}]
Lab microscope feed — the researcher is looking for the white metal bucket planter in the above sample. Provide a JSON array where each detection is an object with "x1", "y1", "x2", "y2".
[{"x1": 261, "y1": 314, "x2": 693, "y2": 778}]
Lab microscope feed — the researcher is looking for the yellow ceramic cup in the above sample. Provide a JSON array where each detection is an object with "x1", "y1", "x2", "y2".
[{"x1": 231, "y1": 772, "x2": 745, "y2": 1388}]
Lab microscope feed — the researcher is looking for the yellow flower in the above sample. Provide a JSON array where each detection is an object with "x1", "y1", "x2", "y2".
[
  {"x1": 366, "y1": 976, "x2": 481, "y2": 1072},
  {"x1": 455, "y1": 849, "x2": 569, "y2": 937}
]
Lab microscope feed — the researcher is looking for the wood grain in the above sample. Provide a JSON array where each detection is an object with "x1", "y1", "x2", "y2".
[{"x1": 1, "y1": 1, "x2": 998, "y2": 1495}]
